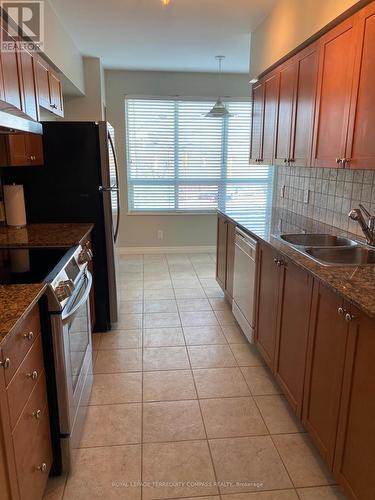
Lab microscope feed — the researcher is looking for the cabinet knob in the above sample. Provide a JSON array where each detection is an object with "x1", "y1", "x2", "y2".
[
  {"x1": 37, "y1": 463, "x2": 47, "y2": 472},
  {"x1": 23, "y1": 331, "x2": 34, "y2": 341},
  {"x1": 277, "y1": 259, "x2": 284, "y2": 267},
  {"x1": 273, "y1": 257, "x2": 279, "y2": 265},
  {"x1": 343, "y1": 158, "x2": 351, "y2": 169},
  {"x1": 345, "y1": 313, "x2": 354, "y2": 323},
  {"x1": 0, "y1": 358, "x2": 10, "y2": 369},
  {"x1": 27, "y1": 370, "x2": 38, "y2": 381},
  {"x1": 32, "y1": 409, "x2": 42, "y2": 419},
  {"x1": 338, "y1": 307, "x2": 345, "y2": 316}
]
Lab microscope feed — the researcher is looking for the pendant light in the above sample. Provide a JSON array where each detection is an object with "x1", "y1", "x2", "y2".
[{"x1": 205, "y1": 56, "x2": 234, "y2": 118}]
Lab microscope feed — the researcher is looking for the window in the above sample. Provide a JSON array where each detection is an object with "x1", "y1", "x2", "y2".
[{"x1": 125, "y1": 98, "x2": 273, "y2": 223}]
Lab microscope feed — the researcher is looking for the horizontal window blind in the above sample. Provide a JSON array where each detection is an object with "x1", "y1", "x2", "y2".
[{"x1": 126, "y1": 98, "x2": 273, "y2": 232}]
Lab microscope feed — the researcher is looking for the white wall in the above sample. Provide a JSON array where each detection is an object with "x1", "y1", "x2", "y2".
[
  {"x1": 64, "y1": 57, "x2": 105, "y2": 120},
  {"x1": 43, "y1": 0, "x2": 84, "y2": 95},
  {"x1": 104, "y1": 70, "x2": 250, "y2": 249},
  {"x1": 250, "y1": 0, "x2": 361, "y2": 78}
]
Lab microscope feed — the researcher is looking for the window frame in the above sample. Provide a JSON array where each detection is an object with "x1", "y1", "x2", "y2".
[{"x1": 125, "y1": 95, "x2": 272, "y2": 216}]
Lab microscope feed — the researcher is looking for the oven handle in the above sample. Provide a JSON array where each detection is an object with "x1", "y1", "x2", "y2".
[{"x1": 61, "y1": 272, "x2": 92, "y2": 324}]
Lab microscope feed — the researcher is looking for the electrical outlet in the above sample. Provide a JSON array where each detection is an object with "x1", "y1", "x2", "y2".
[
  {"x1": 304, "y1": 189, "x2": 310, "y2": 204},
  {"x1": 157, "y1": 230, "x2": 163, "y2": 240},
  {"x1": 280, "y1": 185, "x2": 285, "y2": 198}
]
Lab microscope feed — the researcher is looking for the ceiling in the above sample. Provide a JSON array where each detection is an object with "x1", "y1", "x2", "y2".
[{"x1": 50, "y1": 0, "x2": 275, "y2": 74}]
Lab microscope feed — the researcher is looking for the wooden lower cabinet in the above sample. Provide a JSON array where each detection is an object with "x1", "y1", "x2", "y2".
[
  {"x1": 275, "y1": 258, "x2": 313, "y2": 417},
  {"x1": 215, "y1": 214, "x2": 235, "y2": 300},
  {"x1": 303, "y1": 281, "x2": 349, "y2": 468},
  {"x1": 256, "y1": 244, "x2": 313, "y2": 416},
  {"x1": 333, "y1": 307, "x2": 375, "y2": 499},
  {"x1": 255, "y1": 243, "x2": 280, "y2": 369},
  {"x1": 0, "y1": 303, "x2": 52, "y2": 499}
]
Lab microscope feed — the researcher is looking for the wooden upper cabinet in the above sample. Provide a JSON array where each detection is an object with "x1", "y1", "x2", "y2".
[
  {"x1": 311, "y1": 17, "x2": 357, "y2": 168},
  {"x1": 260, "y1": 72, "x2": 279, "y2": 165},
  {"x1": 334, "y1": 307, "x2": 375, "y2": 499},
  {"x1": 19, "y1": 49, "x2": 38, "y2": 121},
  {"x1": 303, "y1": 281, "x2": 349, "y2": 468},
  {"x1": 249, "y1": 82, "x2": 264, "y2": 164},
  {"x1": 275, "y1": 259, "x2": 313, "y2": 417},
  {"x1": 36, "y1": 60, "x2": 50, "y2": 110},
  {"x1": 346, "y1": 2, "x2": 375, "y2": 169},
  {"x1": 0, "y1": 28, "x2": 22, "y2": 112},
  {"x1": 274, "y1": 60, "x2": 297, "y2": 166},
  {"x1": 291, "y1": 43, "x2": 319, "y2": 167},
  {"x1": 0, "y1": 133, "x2": 44, "y2": 166},
  {"x1": 255, "y1": 242, "x2": 280, "y2": 369},
  {"x1": 36, "y1": 59, "x2": 64, "y2": 117},
  {"x1": 48, "y1": 71, "x2": 63, "y2": 116}
]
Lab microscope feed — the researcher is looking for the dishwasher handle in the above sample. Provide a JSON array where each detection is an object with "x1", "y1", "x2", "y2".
[{"x1": 235, "y1": 229, "x2": 258, "y2": 259}]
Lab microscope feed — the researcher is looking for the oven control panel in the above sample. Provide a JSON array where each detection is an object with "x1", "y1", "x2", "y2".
[{"x1": 50, "y1": 245, "x2": 92, "y2": 307}]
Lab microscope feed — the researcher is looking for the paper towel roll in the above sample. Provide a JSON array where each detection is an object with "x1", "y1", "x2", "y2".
[{"x1": 3, "y1": 184, "x2": 27, "y2": 228}]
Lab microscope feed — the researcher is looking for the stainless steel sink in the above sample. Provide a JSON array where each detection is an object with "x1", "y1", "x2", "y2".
[
  {"x1": 280, "y1": 233, "x2": 357, "y2": 247},
  {"x1": 305, "y1": 246, "x2": 375, "y2": 266}
]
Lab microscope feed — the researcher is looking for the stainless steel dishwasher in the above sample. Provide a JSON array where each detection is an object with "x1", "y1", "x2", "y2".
[{"x1": 232, "y1": 228, "x2": 258, "y2": 343}]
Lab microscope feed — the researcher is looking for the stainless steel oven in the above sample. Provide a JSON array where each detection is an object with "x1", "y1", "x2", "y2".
[{"x1": 47, "y1": 245, "x2": 94, "y2": 472}]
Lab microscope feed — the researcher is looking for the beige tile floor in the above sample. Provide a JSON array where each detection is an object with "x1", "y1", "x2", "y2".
[{"x1": 45, "y1": 253, "x2": 347, "y2": 500}]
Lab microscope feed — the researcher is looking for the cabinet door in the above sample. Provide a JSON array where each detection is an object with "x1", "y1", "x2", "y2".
[
  {"x1": 225, "y1": 220, "x2": 236, "y2": 299},
  {"x1": 19, "y1": 50, "x2": 38, "y2": 121},
  {"x1": 36, "y1": 60, "x2": 50, "y2": 110},
  {"x1": 255, "y1": 243, "x2": 280, "y2": 369},
  {"x1": 334, "y1": 308, "x2": 375, "y2": 499},
  {"x1": 274, "y1": 60, "x2": 297, "y2": 166},
  {"x1": 291, "y1": 43, "x2": 319, "y2": 167},
  {"x1": 303, "y1": 282, "x2": 348, "y2": 468},
  {"x1": 26, "y1": 134, "x2": 44, "y2": 165},
  {"x1": 260, "y1": 73, "x2": 279, "y2": 165},
  {"x1": 346, "y1": 3, "x2": 375, "y2": 169},
  {"x1": 216, "y1": 214, "x2": 228, "y2": 290},
  {"x1": 249, "y1": 82, "x2": 264, "y2": 163},
  {"x1": 0, "y1": 28, "x2": 22, "y2": 111},
  {"x1": 49, "y1": 71, "x2": 63, "y2": 116},
  {"x1": 311, "y1": 17, "x2": 357, "y2": 168},
  {"x1": 275, "y1": 259, "x2": 313, "y2": 416},
  {"x1": 6, "y1": 135, "x2": 29, "y2": 166}
]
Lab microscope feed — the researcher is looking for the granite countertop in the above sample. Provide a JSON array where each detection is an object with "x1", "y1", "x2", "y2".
[
  {"x1": 219, "y1": 203, "x2": 375, "y2": 319},
  {"x1": 0, "y1": 284, "x2": 46, "y2": 345},
  {"x1": 0, "y1": 223, "x2": 94, "y2": 248}
]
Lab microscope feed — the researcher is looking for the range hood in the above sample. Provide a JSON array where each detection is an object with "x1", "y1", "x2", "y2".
[{"x1": 0, "y1": 110, "x2": 42, "y2": 134}]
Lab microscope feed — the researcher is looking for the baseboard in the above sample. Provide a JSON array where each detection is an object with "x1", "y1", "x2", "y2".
[{"x1": 118, "y1": 245, "x2": 216, "y2": 255}]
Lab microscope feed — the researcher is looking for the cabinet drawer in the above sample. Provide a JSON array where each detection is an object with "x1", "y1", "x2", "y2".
[
  {"x1": 2, "y1": 305, "x2": 41, "y2": 385},
  {"x1": 13, "y1": 375, "x2": 51, "y2": 500},
  {"x1": 7, "y1": 334, "x2": 44, "y2": 429}
]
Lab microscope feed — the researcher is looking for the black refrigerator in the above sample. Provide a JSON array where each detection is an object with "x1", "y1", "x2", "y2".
[{"x1": 4, "y1": 121, "x2": 120, "y2": 331}]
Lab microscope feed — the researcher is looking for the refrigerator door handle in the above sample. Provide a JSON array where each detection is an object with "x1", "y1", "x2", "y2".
[
  {"x1": 107, "y1": 131, "x2": 121, "y2": 242},
  {"x1": 99, "y1": 186, "x2": 119, "y2": 192}
]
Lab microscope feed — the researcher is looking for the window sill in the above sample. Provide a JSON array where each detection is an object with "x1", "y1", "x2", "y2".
[{"x1": 126, "y1": 211, "x2": 217, "y2": 216}]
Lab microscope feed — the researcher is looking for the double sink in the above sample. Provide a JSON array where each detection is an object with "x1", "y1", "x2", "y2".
[{"x1": 278, "y1": 233, "x2": 375, "y2": 266}]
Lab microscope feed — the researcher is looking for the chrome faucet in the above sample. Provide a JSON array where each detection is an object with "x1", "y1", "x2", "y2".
[{"x1": 348, "y1": 205, "x2": 375, "y2": 246}]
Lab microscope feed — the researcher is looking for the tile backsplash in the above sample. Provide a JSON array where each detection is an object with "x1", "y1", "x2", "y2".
[{"x1": 275, "y1": 166, "x2": 375, "y2": 236}]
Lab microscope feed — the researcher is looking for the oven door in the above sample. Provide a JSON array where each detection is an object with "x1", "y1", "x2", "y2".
[{"x1": 52, "y1": 271, "x2": 93, "y2": 469}]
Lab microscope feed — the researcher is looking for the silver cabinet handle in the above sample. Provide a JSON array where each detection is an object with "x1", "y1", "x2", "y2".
[
  {"x1": 345, "y1": 313, "x2": 354, "y2": 322},
  {"x1": 37, "y1": 463, "x2": 47, "y2": 472},
  {"x1": 338, "y1": 307, "x2": 345, "y2": 316},
  {"x1": 23, "y1": 331, "x2": 34, "y2": 341},
  {"x1": 27, "y1": 370, "x2": 38, "y2": 380},
  {"x1": 0, "y1": 358, "x2": 10, "y2": 369},
  {"x1": 33, "y1": 409, "x2": 42, "y2": 419}
]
